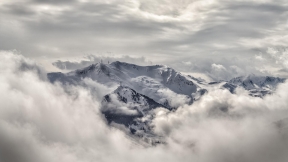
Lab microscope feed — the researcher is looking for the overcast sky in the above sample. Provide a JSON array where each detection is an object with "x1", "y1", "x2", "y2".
[{"x1": 0, "y1": 0, "x2": 288, "y2": 79}]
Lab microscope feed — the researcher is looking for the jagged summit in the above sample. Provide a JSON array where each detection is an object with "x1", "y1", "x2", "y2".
[
  {"x1": 110, "y1": 60, "x2": 166, "y2": 68},
  {"x1": 73, "y1": 62, "x2": 111, "y2": 75},
  {"x1": 105, "y1": 85, "x2": 166, "y2": 109},
  {"x1": 215, "y1": 74, "x2": 286, "y2": 97},
  {"x1": 52, "y1": 61, "x2": 198, "y2": 108},
  {"x1": 72, "y1": 61, "x2": 167, "y2": 76},
  {"x1": 48, "y1": 60, "x2": 286, "y2": 99},
  {"x1": 102, "y1": 85, "x2": 167, "y2": 116},
  {"x1": 229, "y1": 74, "x2": 285, "y2": 90},
  {"x1": 101, "y1": 85, "x2": 167, "y2": 136},
  {"x1": 48, "y1": 61, "x2": 286, "y2": 100}
]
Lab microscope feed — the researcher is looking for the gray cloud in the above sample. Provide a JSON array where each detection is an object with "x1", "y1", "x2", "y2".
[
  {"x1": 1, "y1": 50, "x2": 288, "y2": 162},
  {"x1": 0, "y1": 0, "x2": 287, "y2": 73}
]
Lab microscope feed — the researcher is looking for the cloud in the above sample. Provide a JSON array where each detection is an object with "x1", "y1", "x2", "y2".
[
  {"x1": 0, "y1": 0, "x2": 287, "y2": 74},
  {"x1": 164, "y1": 55, "x2": 260, "y2": 81},
  {"x1": 210, "y1": 63, "x2": 228, "y2": 80},
  {"x1": 52, "y1": 55, "x2": 152, "y2": 71},
  {"x1": 162, "y1": 45, "x2": 288, "y2": 81},
  {"x1": 266, "y1": 47, "x2": 288, "y2": 70},
  {"x1": 1, "y1": 51, "x2": 288, "y2": 162},
  {"x1": 1, "y1": 0, "x2": 288, "y2": 160},
  {"x1": 157, "y1": 88, "x2": 191, "y2": 108},
  {"x1": 0, "y1": 51, "x2": 135, "y2": 162},
  {"x1": 152, "y1": 84, "x2": 288, "y2": 162}
]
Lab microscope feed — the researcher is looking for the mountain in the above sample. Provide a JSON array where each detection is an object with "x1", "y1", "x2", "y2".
[
  {"x1": 101, "y1": 85, "x2": 167, "y2": 126},
  {"x1": 101, "y1": 86, "x2": 167, "y2": 138},
  {"x1": 48, "y1": 61, "x2": 204, "y2": 139},
  {"x1": 48, "y1": 61, "x2": 200, "y2": 108},
  {"x1": 229, "y1": 74, "x2": 285, "y2": 90},
  {"x1": 48, "y1": 61, "x2": 286, "y2": 139},
  {"x1": 201, "y1": 74, "x2": 285, "y2": 97},
  {"x1": 225, "y1": 74, "x2": 285, "y2": 97}
]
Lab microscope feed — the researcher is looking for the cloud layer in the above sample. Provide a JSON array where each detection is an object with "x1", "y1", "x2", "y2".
[
  {"x1": 0, "y1": 0, "x2": 287, "y2": 75},
  {"x1": 1, "y1": 51, "x2": 288, "y2": 162}
]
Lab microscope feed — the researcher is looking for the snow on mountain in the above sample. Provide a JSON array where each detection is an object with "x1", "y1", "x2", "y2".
[
  {"x1": 201, "y1": 74, "x2": 286, "y2": 97},
  {"x1": 47, "y1": 61, "x2": 205, "y2": 140},
  {"x1": 226, "y1": 74, "x2": 285, "y2": 97},
  {"x1": 49, "y1": 61, "x2": 199, "y2": 108},
  {"x1": 229, "y1": 74, "x2": 285, "y2": 90},
  {"x1": 47, "y1": 61, "x2": 286, "y2": 139},
  {"x1": 101, "y1": 86, "x2": 167, "y2": 137},
  {"x1": 102, "y1": 85, "x2": 167, "y2": 125},
  {"x1": 48, "y1": 61, "x2": 286, "y2": 107}
]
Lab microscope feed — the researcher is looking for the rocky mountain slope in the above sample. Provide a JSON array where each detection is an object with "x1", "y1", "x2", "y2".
[{"x1": 48, "y1": 61, "x2": 286, "y2": 140}]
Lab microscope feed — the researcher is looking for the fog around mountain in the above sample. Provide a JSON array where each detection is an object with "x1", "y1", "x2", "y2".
[{"x1": 1, "y1": 50, "x2": 288, "y2": 162}]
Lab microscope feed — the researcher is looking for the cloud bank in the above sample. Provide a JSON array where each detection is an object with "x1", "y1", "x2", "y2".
[
  {"x1": 0, "y1": 0, "x2": 287, "y2": 74},
  {"x1": 1, "y1": 51, "x2": 288, "y2": 162}
]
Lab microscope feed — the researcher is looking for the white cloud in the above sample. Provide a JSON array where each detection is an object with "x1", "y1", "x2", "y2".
[
  {"x1": 152, "y1": 84, "x2": 288, "y2": 162},
  {"x1": 266, "y1": 47, "x2": 288, "y2": 70},
  {"x1": 0, "y1": 51, "x2": 136, "y2": 162},
  {"x1": 1, "y1": 0, "x2": 287, "y2": 74},
  {"x1": 1, "y1": 51, "x2": 288, "y2": 162},
  {"x1": 210, "y1": 63, "x2": 229, "y2": 80}
]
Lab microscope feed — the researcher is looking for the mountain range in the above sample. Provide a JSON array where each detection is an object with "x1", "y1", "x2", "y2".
[{"x1": 48, "y1": 61, "x2": 286, "y2": 142}]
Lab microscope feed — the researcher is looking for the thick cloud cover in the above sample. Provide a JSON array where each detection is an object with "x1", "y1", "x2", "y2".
[
  {"x1": 153, "y1": 87, "x2": 288, "y2": 162},
  {"x1": 1, "y1": 0, "x2": 288, "y2": 77},
  {"x1": 1, "y1": 51, "x2": 288, "y2": 162}
]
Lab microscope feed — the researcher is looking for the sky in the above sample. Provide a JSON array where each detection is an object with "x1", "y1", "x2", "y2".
[{"x1": 1, "y1": 0, "x2": 288, "y2": 80}]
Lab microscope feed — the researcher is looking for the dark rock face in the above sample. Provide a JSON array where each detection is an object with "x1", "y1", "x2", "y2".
[{"x1": 101, "y1": 86, "x2": 168, "y2": 136}]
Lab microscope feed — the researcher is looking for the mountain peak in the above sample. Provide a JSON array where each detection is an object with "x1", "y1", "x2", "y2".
[
  {"x1": 110, "y1": 61, "x2": 138, "y2": 67},
  {"x1": 73, "y1": 62, "x2": 114, "y2": 76},
  {"x1": 47, "y1": 62, "x2": 287, "y2": 138},
  {"x1": 227, "y1": 74, "x2": 286, "y2": 96},
  {"x1": 114, "y1": 85, "x2": 136, "y2": 95}
]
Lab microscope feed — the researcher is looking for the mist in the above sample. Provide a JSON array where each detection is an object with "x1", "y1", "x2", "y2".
[{"x1": 0, "y1": 51, "x2": 288, "y2": 162}]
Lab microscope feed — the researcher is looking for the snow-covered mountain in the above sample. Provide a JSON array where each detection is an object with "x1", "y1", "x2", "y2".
[
  {"x1": 229, "y1": 74, "x2": 285, "y2": 90},
  {"x1": 223, "y1": 74, "x2": 285, "y2": 97},
  {"x1": 48, "y1": 61, "x2": 203, "y2": 138},
  {"x1": 48, "y1": 61, "x2": 286, "y2": 138},
  {"x1": 49, "y1": 61, "x2": 199, "y2": 108},
  {"x1": 101, "y1": 85, "x2": 167, "y2": 126},
  {"x1": 101, "y1": 86, "x2": 167, "y2": 139}
]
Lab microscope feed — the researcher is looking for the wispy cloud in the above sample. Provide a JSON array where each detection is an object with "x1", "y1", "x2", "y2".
[{"x1": 0, "y1": 0, "x2": 287, "y2": 71}]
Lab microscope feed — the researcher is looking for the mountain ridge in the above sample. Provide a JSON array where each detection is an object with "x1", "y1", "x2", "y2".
[{"x1": 47, "y1": 61, "x2": 286, "y2": 138}]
